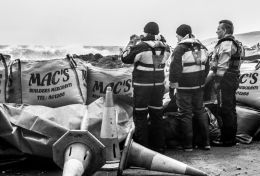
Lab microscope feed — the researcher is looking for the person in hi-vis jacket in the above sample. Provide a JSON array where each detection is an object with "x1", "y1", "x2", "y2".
[
  {"x1": 121, "y1": 22, "x2": 171, "y2": 153},
  {"x1": 169, "y1": 24, "x2": 210, "y2": 151},
  {"x1": 207, "y1": 20, "x2": 243, "y2": 147}
]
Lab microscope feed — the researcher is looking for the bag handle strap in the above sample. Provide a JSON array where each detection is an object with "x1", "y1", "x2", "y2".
[
  {"x1": 66, "y1": 54, "x2": 85, "y2": 104},
  {"x1": 0, "y1": 54, "x2": 8, "y2": 102},
  {"x1": 255, "y1": 60, "x2": 260, "y2": 70},
  {"x1": 9, "y1": 59, "x2": 22, "y2": 103}
]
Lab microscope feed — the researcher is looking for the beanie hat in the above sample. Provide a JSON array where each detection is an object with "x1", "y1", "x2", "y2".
[
  {"x1": 144, "y1": 22, "x2": 159, "y2": 35},
  {"x1": 176, "y1": 24, "x2": 192, "y2": 37}
]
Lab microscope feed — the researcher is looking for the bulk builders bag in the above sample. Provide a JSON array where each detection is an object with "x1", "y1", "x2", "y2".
[
  {"x1": 236, "y1": 104, "x2": 260, "y2": 144},
  {"x1": 236, "y1": 61, "x2": 260, "y2": 109},
  {"x1": 86, "y1": 64, "x2": 133, "y2": 104},
  {"x1": 7, "y1": 56, "x2": 87, "y2": 107}
]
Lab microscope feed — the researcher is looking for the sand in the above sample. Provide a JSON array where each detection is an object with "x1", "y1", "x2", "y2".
[{"x1": 1, "y1": 141, "x2": 260, "y2": 176}]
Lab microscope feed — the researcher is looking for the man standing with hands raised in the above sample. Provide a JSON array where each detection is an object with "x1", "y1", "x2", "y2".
[{"x1": 121, "y1": 22, "x2": 171, "y2": 153}]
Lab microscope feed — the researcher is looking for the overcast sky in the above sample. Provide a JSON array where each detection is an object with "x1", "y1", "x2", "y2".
[{"x1": 0, "y1": 0, "x2": 259, "y2": 46}]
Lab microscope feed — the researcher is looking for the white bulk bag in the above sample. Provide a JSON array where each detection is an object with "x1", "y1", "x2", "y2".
[
  {"x1": 236, "y1": 61, "x2": 260, "y2": 109},
  {"x1": 7, "y1": 56, "x2": 87, "y2": 107},
  {"x1": 87, "y1": 64, "x2": 133, "y2": 104}
]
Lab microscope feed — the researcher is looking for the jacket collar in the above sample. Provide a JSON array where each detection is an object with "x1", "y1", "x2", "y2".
[
  {"x1": 222, "y1": 34, "x2": 234, "y2": 39},
  {"x1": 143, "y1": 40, "x2": 167, "y2": 48},
  {"x1": 141, "y1": 33, "x2": 166, "y2": 42},
  {"x1": 179, "y1": 37, "x2": 201, "y2": 45}
]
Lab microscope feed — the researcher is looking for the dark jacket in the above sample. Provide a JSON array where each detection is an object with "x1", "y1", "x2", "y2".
[
  {"x1": 122, "y1": 35, "x2": 171, "y2": 86},
  {"x1": 169, "y1": 38, "x2": 209, "y2": 90}
]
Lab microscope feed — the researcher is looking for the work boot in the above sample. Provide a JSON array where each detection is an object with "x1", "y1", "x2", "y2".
[{"x1": 211, "y1": 139, "x2": 238, "y2": 147}]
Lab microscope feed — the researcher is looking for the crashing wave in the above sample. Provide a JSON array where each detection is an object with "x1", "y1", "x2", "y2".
[{"x1": 0, "y1": 45, "x2": 122, "y2": 60}]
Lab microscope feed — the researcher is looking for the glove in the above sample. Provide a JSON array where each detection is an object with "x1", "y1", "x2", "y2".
[{"x1": 169, "y1": 87, "x2": 175, "y2": 100}]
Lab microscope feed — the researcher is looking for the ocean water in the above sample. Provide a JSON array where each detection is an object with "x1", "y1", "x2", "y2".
[
  {"x1": 1, "y1": 41, "x2": 259, "y2": 61},
  {"x1": 0, "y1": 45, "x2": 122, "y2": 60}
]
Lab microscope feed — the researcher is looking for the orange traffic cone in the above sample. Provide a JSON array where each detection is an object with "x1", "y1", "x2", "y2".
[
  {"x1": 118, "y1": 127, "x2": 208, "y2": 176},
  {"x1": 100, "y1": 86, "x2": 121, "y2": 168},
  {"x1": 53, "y1": 130, "x2": 106, "y2": 176},
  {"x1": 62, "y1": 143, "x2": 91, "y2": 176}
]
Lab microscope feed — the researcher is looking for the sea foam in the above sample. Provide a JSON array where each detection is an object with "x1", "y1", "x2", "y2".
[{"x1": 0, "y1": 45, "x2": 122, "y2": 60}]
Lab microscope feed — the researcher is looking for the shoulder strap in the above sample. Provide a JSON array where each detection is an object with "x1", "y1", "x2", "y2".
[
  {"x1": 217, "y1": 37, "x2": 243, "y2": 58},
  {"x1": 180, "y1": 41, "x2": 207, "y2": 52},
  {"x1": 217, "y1": 37, "x2": 239, "y2": 49}
]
